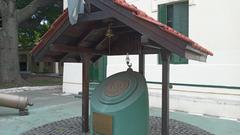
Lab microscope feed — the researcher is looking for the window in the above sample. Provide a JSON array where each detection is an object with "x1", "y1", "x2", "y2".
[{"x1": 158, "y1": 2, "x2": 189, "y2": 64}]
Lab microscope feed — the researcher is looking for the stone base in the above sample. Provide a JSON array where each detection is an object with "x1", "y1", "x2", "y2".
[{"x1": 23, "y1": 116, "x2": 213, "y2": 135}]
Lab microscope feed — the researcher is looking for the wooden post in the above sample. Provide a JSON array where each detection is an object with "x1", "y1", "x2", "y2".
[
  {"x1": 139, "y1": 53, "x2": 145, "y2": 75},
  {"x1": 82, "y1": 54, "x2": 90, "y2": 133},
  {"x1": 161, "y1": 50, "x2": 171, "y2": 135}
]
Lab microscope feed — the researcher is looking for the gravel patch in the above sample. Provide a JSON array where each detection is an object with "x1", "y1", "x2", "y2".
[{"x1": 23, "y1": 116, "x2": 213, "y2": 135}]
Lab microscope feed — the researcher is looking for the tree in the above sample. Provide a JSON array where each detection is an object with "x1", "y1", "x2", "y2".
[{"x1": 0, "y1": 0, "x2": 62, "y2": 84}]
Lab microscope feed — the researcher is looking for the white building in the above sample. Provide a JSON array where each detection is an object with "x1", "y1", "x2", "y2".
[
  {"x1": 63, "y1": 0, "x2": 240, "y2": 119},
  {"x1": 107, "y1": 0, "x2": 240, "y2": 88}
]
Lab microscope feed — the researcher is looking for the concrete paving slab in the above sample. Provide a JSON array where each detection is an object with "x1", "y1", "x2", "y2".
[
  {"x1": 150, "y1": 107, "x2": 240, "y2": 135},
  {"x1": 0, "y1": 88, "x2": 239, "y2": 135}
]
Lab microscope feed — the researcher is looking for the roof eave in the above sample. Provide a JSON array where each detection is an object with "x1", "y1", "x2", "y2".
[{"x1": 185, "y1": 46, "x2": 208, "y2": 62}]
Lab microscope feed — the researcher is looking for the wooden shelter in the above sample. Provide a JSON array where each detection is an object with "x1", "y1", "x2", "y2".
[{"x1": 31, "y1": 0, "x2": 213, "y2": 135}]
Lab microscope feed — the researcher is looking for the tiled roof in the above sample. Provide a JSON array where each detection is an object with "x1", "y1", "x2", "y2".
[
  {"x1": 113, "y1": 0, "x2": 213, "y2": 56},
  {"x1": 31, "y1": 10, "x2": 69, "y2": 54},
  {"x1": 31, "y1": 0, "x2": 213, "y2": 56}
]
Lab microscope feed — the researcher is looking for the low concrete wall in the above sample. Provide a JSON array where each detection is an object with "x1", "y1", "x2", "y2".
[
  {"x1": 0, "y1": 86, "x2": 61, "y2": 94},
  {"x1": 149, "y1": 84, "x2": 240, "y2": 120}
]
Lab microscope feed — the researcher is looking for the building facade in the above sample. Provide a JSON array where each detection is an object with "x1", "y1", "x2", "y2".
[
  {"x1": 61, "y1": 0, "x2": 240, "y2": 119},
  {"x1": 19, "y1": 47, "x2": 63, "y2": 74},
  {"x1": 108, "y1": 0, "x2": 240, "y2": 88}
]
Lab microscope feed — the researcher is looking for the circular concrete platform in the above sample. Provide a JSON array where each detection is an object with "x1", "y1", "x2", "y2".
[{"x1": 22, "y1": 116, "x2": 213, "y2": 135}]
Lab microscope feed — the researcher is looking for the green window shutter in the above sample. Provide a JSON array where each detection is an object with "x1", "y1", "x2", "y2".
[
  {"x1": 97, "y1": 56, "x2": 107, "y2": 81},
  {"x1": 173, "y1": 2, "x2": 189, "y2": 36},
  {"x1": 158, "y1": 4, "x2": 167, "y2": 64},
  {"x1": 158, "y1": 4, "x2": 167, "y2": 24},
  {"x1": 157, "y1": 2, "x2": 189, "y2": 64},
  {"x1": 89, "y1": 63, "x2": 97, "y2": 82},
  {"x1": 171, "y1": 54, "x2": 188, "y2": 64},
  {"x1": 89, "y1": 56, "x2": 107, "y2": 82},
  {"x1": 171, "y1": 2, "x2": 189, "y2": 64}
]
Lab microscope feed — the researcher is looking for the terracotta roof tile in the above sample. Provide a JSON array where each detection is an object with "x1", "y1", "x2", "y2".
[
  {"x1": 32, "y1": 0, "x2": 213, "y2": 57},
  {"x1": 113, "y1": 0, "x2": 213, "y2": 56},
  {"x1": 31, "y1": 10, "x2": 69, "y2": 54}
]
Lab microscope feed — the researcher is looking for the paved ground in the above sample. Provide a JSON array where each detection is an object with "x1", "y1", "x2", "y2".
[
  {"x1": 0, "y1": 88, "x2": 240, "y2": 135},
  {"x1": 22, "y1": 116, "x2": 212, "y2": 135}
]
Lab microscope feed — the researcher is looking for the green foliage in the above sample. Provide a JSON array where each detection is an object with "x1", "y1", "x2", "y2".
[
  {"x1": 19, "y1": 24, "x2": 49, "y2": 48},
  {"x1": 18, "y1": 1, "x2": 62, "y2": 49}
]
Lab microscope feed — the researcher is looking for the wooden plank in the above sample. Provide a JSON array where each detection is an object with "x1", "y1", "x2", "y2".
[
  {"x1": 33, "y1": 21, "x2": 70, "y2": 61},
  {"x1": 59, "y1": 53, "x2": 79, "y2": 63},
  {"x1": 82, "y1": 54, "x2": 91, "y2": 133},
  {"x1": 88, "y1": 0, "x2": 186, "y2": 56},
  {"x1": 109, "y1": 33, "x2": 140, "y2": 54},
  {"x1": 91, "y1": 55, "x2": 102, "y2": 63},
  {"x1": 139, "y1": 53, "x2": 145, "y2": 75},
  {"x1": 161, "y1": 49, "x2": 171, "y2": 135},
  {"x1": 50, "y1": 42, "x2": 160, "y2": 58},
  {"x1": 77, "y1": 11, "x2": 112, "y2": 23},
  {"x1": 51, "y1": 44, "x2": 107, "y2": 54},
  {"x1": 63, "y1": 26, "x2": 88, "y2": 38},
  {"x1": 95, "y1": 37, "x2": 109, "y2": 50},
  {"x1": 42, "y1": 56, "x2": 57, "y2": 62},
  {"x1": 78, "y1": 27, "x2": 107, "y2": 47},
  {"x1": 142, "y1": 46, "x2": 161, "y2": 54},
  {"x1": 55, "y1": 35, "x2": 80, "y2": 45},
  {"x1": 33, "y1": 11, "x2": 112, "y2": 61}
]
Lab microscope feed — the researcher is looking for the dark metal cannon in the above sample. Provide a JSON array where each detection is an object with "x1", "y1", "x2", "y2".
[{"x1": 0, "y1": 93, "x2": 33, "y2": 116}]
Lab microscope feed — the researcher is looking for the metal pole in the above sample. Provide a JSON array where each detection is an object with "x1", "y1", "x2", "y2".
[
  {"x1": 82, "y1": 54, "x2": 90, "y2": 133},
  {"x1": 139, "y1": 53, "x2": 145, "y2": 76},
  {"x1": 161, "y1": 50, "x2": 171, "y2": 135}
]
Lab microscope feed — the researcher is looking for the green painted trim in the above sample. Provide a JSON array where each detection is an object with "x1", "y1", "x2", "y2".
[
  {"x1": 157, "y1": 3, "x2": 188, "y2": 65},
  {"x1": 89, "y1": 56, "x2": 107, "y2": 82},
  {"x1": 147, "y1": 81, "x2": 240, "y2": 90}
]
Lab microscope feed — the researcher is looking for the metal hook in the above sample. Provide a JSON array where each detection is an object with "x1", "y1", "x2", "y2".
[{"x1": 125, "y1": 53, "x2": 132, "y2": 68}]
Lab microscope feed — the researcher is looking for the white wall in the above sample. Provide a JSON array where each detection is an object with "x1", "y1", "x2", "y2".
[
  {"x1": 62, "y1": 2, "x2": 83, "y2": 94},
  {"x1": 63, "y1": 0, "x2": 240, "y2": 87},
  {"x1": 62, "y1": 63, "x2": 83, "y2": 94},
  {"x1": 107, "y1": 0, "x2": 240, "y2": 87},
  {"x1": 149, "y1": 86, "x2": 240, "y2": 120}
]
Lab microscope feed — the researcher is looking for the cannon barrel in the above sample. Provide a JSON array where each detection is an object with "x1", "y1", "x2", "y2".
[{"x1": 0, "y1": 93, "x2": 32, "y2": 110}]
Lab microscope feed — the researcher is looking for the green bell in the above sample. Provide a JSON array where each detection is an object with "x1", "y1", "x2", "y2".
[{"x1": 90, "y1": 69, "x2": 149, "y2": 135}]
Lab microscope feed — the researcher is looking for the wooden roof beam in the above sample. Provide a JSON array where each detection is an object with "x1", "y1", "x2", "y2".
[
  {"x1": 89, "y1": 0, "x2": 186, "y2": 56},
  {"x1": 59, "y1": 53, "x2": 80, "y2": 63},
  {"x1": 77, "y1": 11, "x2": 112, "y2": 23},
  {"x1": 51, "y1": 44, "x2": 107, "y2": 54},
  {"x1": 95, "y1": 37, "x2": 108, "y2": 50},
  {"x1": 77, "y1": 27, "x2": 107, "y2": 47}
]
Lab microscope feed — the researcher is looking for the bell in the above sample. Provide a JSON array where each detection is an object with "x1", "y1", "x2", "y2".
[{"x1": 105, "y1": 25, "x2": 114, "y2": 38}]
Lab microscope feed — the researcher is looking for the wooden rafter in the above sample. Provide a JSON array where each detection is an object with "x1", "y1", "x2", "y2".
[
  {"x1": 51, "y1": 44, "x2": 107, "y2": 54},
  {"x1": 77, "y1": 11, "x2": 112, "y2": 23},
  {"x1": 88, "y1": 0, "x2": 186, "y2": 56},
  {"x1": 77, "y1": 27, "x2": 107, "y2": 47}
]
